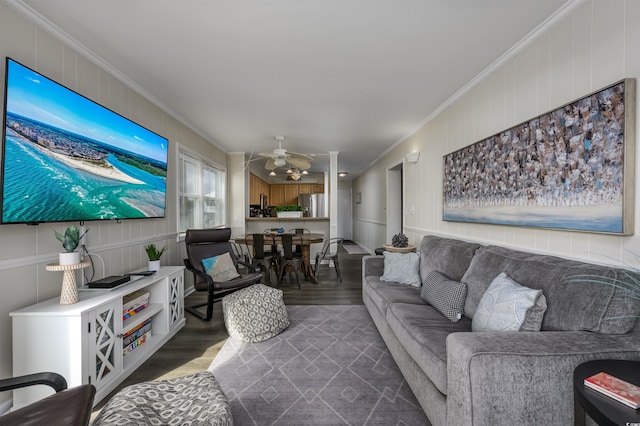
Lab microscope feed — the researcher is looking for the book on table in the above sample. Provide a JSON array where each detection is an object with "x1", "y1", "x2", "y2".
[{"x1": 584, "y1": 371, "x2": 640, "y2": 409}]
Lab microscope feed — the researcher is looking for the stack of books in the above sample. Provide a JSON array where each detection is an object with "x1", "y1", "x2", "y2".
[
  {"x1": 584, "y1": 371, "x2": 640, "y2": 409},
  {"x1": 123, "y1": 318, "x2": 152, "y2": 356},
  {"x1": 123, "y1": 290, "x2": 149, "y2": 320}
]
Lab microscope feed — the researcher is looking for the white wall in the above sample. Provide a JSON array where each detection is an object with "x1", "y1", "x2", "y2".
[
  {"x1": 354, "y1": 0, "x2": 640, "y2": 267},
  {"x1": 0, "y1": 3, "x2": 228, "y2": 408}
]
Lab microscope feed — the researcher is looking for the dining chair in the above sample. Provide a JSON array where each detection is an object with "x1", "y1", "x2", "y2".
[
  {"x1": 288, "y1": 228, "x2": 310, "y2": 258},
  {"x1": 314, "y1": 237, "x2": 344, "y2": 283},
  {"x1": 251, "y1": 233, "x2": 277, "y2": 285},
  {"x1": 263, "y1": 228, "x2": 282, "y2": 259},
  {"x1": 278, "y1": 234, "x2": 304, "y2": 288}
]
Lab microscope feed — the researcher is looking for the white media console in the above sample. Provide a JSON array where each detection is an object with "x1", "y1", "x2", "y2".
[{"x1": 10, "y1": 266, "x2": 185, "y2": 408}]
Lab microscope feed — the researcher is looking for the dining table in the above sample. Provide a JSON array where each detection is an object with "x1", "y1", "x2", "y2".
[{"x1": 235, "y1": 232, "x2": 324, "y2": 284}]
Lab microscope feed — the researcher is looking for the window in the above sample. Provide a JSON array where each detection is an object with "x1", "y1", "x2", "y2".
[{"x1": 178, "y1": 151, "x2": 226, "y2": 232}]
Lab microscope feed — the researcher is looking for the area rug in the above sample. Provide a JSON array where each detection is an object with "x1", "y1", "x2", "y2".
[
  {"x1": 208, "y1": 305, "x2": 430, "y2": 426},
  {"x1": 343, "y1": 244, "x2": 370, "y2": 255}
]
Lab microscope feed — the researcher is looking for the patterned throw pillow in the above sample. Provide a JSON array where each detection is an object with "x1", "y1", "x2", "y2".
[
  {"x1": 380, "y1": 251, "x2": 421, "y2": 286},
  {"x1": 202, "y1": 253, "x2": 240, "y2": 282},
  {"x1": 472, "y1": 272, "x2": 547, "y2": 332},
  {"x1": 420, "y1": 270, "x2": 468, "y2": 322}
]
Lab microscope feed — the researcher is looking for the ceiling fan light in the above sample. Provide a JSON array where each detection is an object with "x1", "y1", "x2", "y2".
[
  {"x1": 302, "y1": 170, "x2": 309, "y2": 175},
  {"x1": 274, "y1": 158, "x2": 286, "y2": 167},
  {"x1": 286, "y1": 168, "x2": 293, "y2": 174},
  {"x1": 269, "y1": 171, "x2": 276, "y2": 176}
]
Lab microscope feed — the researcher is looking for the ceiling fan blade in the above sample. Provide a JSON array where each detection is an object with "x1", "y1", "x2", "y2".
[
  {"x1": 258, "y1": 152, "x2": 277, "y2": 158},
  {"x1": 285, "y1": 151, "x2": 314, "y2": 161},
  {"x1": 287, "y1": 157, "x2": 311, "y2": 169},
  {"x1": 264, "y1": 158, "x2": 278, "y2": 170}
]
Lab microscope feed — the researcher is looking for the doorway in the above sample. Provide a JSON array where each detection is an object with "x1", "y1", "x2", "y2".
[
  {"x1": 386, "y1": 163, "x2": 403, "y2": 242},
  {"x1": 337, "y1": 188, "x2": 352, "y2": 240}
]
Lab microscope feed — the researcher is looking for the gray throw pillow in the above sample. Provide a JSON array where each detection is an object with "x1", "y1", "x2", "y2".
[
  {"x1": 420, "y1": 270, "x2": 468, "y2": 322},
  {"x1": 472, "y1": 272, "x2": 547, "y2": 332},
  {"x1": 380, "y1": 251, "x2": 421, "y2": 286}
]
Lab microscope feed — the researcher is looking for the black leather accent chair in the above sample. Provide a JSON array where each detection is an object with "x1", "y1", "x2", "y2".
[
  {"x1": 0, "y1": 372, "x2": 95, "y2": 426},
  {"x1": 184, "y1": 228, "x2": 262, "y2": 321}
]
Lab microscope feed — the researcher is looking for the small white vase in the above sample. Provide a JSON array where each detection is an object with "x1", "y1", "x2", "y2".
[
  {"x1": 148, "y1": 260, "x2": 161, "y2": 272},
  {"x1": 59, "y1": 251, "x2": 80, "y2": 266}
]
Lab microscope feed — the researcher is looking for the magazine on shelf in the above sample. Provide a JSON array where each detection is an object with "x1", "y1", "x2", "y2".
[
  {"x1": 123, "y1": 290, "x2": 149, "y2": 319},
  {"x1": 123, "y1": 318, "x2": 152, "y2": 348},
  {"x1": 123, "y1": 331, "x2": 151, "y2": 356},
  {"x1": 584, "y1": 371, "x2": 640, "y2": 409}
]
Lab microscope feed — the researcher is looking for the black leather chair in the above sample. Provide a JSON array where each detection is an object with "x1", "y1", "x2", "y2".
[
  {"x1": 0, "y1": 372, "x2": 95, "y2": 426},
  {"x1": 184, "y1": 228, "x2": 262, "y2": 321},
  {"x1": 278, "y1": 234, "x2": 303, "y2": 288}
]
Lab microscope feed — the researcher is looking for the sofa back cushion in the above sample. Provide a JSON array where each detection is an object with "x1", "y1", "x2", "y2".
[
  {"x1": 419, "y1": 235, "x2": 481, "y2": 283},
  {"x1": 461, "y1": 245, "x2": 640, "y2": 334}
]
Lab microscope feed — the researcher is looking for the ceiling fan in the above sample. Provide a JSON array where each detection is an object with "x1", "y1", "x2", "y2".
[{"x1": 258, "y1": 136, "x2": 313, "y2": 171}]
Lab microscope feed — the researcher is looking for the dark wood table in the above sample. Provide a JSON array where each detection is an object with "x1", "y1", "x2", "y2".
[
  {"x1": 573, "y1": 360, "x2": 640, "y2": 426},
  {"x1": 235, "y1": 233, "x2": 324, "y2": 284}
]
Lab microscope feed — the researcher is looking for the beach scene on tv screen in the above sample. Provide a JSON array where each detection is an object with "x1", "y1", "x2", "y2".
[{"x1": 2, "y1": 60, "x2": 168, "y2": 224}]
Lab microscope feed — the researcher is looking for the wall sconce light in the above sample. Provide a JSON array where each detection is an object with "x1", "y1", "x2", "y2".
[
  {"x1": 405, "y1": 151, "x2": 420, "y2": 164},
  {"x1": 338, "y1": 171, "x2": 348, "y2": 177}
]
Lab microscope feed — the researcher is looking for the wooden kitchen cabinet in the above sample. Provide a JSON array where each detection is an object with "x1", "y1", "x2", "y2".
[
  {"x1": 270, "y1": 184, "x2": 284, "y2": 206},
  {"x1": 298, "y1": 184, "x2": 311, "y2": 195},
  {"x1": 250, "y1": 173, "x2": 269, "y2": 205},
  {"x1": 284, "y1": 185, "x2": 299, "y2": 205},
  {"x1": 311, "y1": 184, "x2": 324, "y2": 193}
]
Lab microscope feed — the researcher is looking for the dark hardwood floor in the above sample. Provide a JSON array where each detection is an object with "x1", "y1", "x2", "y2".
[{"x1": 92, "y1": 246, "x2": 367, "y2": 416}]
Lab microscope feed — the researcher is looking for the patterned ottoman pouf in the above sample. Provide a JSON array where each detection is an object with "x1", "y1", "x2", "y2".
[
  {"x1": 93, "y1": 371, "x2": 231, "y2": 425},
  {"x1": 222, "y1": 284, "x2": 289, "y2": 342}
]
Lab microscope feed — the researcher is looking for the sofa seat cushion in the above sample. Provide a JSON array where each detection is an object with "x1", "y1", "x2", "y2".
[
  {"x1": 386, "y1": 302, "x2": 472, "y2": 395},
  {"x1": 365, "y1": 277, "x2": 426, "y2": 316},
  {"x1": 462, "y1": 245, "x2": 640, "y2": 334}
]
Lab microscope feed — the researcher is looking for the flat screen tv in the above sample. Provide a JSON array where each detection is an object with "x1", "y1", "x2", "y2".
[{"x1": 1, "y1": 58, "x2": 169, "y2": 224}]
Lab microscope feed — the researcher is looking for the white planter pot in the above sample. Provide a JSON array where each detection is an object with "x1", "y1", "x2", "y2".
[
  {"x1": 148, "y1": 260, "x2": 161, "y2": 272},
  {"x1": 276, "y1": 211, "x2": 303, "y2": 218},
  {"x1": 59, "y1": 251, "x2": 80, "y2": 266}
]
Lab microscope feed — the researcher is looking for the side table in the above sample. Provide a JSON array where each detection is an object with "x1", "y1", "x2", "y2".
[
  {"x1": 573, "y1": 359, "x2": 640, "y2": 426},
  {"x1": 46, "y1": 260, "x2": 90, "y2": 305}
]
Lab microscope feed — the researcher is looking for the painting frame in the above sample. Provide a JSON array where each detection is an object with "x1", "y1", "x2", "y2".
[{"x1": 442, "y1": 79, "x2": 636, "y2": 235}]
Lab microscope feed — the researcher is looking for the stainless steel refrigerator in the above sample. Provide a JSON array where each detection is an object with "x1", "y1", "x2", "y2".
[{"x1": 298, "y1": 194, "x2": 325, "y2": 217}]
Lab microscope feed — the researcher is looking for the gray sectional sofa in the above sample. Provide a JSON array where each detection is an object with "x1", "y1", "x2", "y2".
[{"x1": 362, "y1": 235, "x2": 640, "y2": 425}]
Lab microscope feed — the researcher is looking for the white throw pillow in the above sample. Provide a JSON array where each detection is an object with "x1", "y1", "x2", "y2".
[
  {"x1": 380, "y1": 251, "x2": 421, "y2": 286},
  {"x1": 472, "y1": 272, "x2": 547, "y2": 332}
]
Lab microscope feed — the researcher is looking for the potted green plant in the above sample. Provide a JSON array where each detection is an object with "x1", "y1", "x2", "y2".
[
  {"x1": 275, "y1": 205, "x2": 303, "y2": 218},
  {"x1": 55, "y1": 225, "x2": 88, "y2": 265},
  {"x1": 145, "y1": 244, "x2": 166, "y2": 271}
]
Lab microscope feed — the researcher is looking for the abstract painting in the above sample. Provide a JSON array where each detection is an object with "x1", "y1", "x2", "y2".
[{"x1": 443, "y1": 79, "x2": 635, "y2": 234}]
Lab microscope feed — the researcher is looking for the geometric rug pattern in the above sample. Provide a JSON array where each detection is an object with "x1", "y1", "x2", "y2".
[{"x1": 208, "y1": 305, "x2": 430, "y2": 425}]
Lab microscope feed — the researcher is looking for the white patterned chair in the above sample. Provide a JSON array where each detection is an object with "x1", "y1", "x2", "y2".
[
  {"x1": 93, "y1": 372, "x2": 231, "y2": 425},
  {"x1": 222, "y1": 284, "x2": 289, "y2": 342}
]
